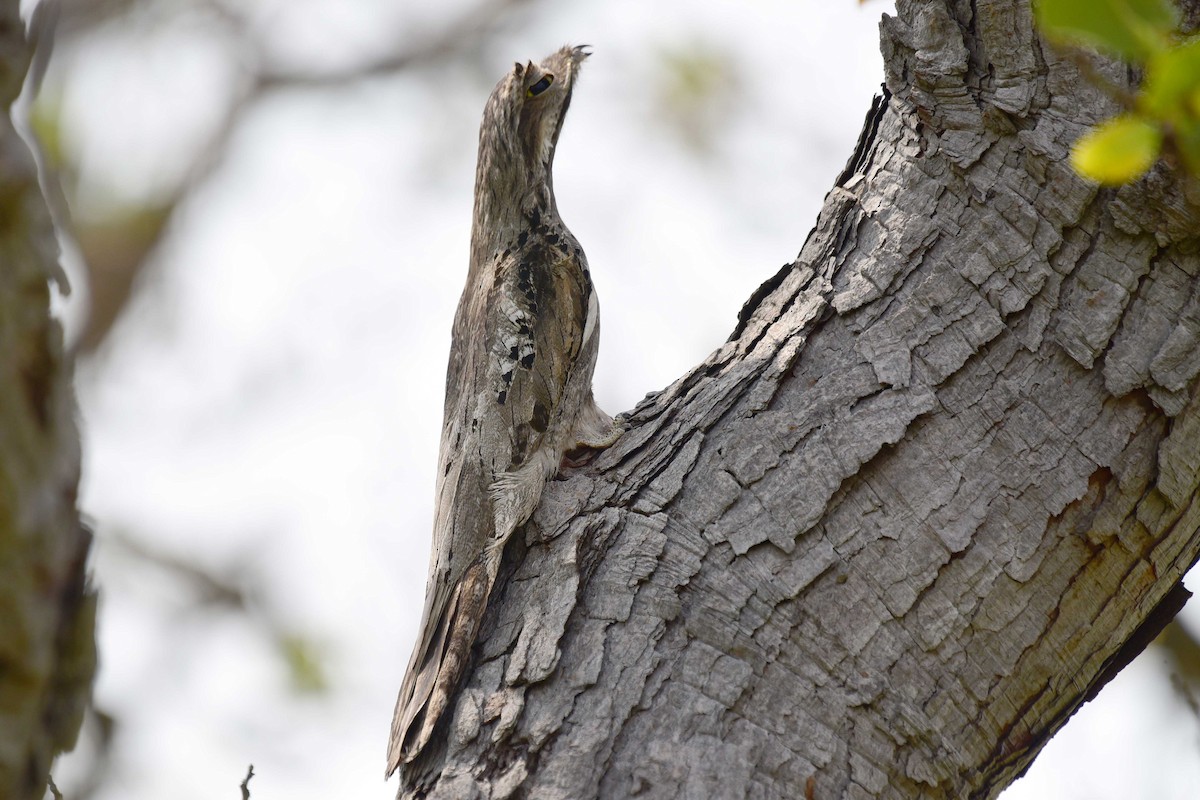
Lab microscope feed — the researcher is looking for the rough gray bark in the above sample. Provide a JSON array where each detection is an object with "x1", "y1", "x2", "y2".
[
  {"x1": 399, "y1": 1, "x2": 1200, "y2": 798},
  {"x1": 0, "y1": 4, "x2": 95, "y2": 799}
]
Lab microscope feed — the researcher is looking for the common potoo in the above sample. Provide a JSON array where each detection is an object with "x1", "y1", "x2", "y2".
[{"x1": 386, "y1": 45, "x2": 620, "y2": 774}]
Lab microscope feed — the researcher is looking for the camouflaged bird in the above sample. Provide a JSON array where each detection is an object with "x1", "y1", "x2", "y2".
[{"x1": 387, "y1": 45, "x2": 620, "y2": 774}]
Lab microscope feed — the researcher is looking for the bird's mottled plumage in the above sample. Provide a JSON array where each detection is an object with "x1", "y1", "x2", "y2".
[{"x1": 387, "y1": 45, "x2": 619, "y2": 775}]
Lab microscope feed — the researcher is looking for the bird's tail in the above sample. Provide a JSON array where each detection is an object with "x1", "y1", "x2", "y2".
[{"x1": 386, "y1": 559, "x2": 493, "y2": 774}]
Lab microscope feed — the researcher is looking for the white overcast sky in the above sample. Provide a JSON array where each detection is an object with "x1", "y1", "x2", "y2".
[{"x1": 40, "y1": 1, "x2": 1200, "y2": 798}]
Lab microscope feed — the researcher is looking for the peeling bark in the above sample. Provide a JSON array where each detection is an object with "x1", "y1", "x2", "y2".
[
  {"x1": 399, "y1": 1, "x2": 1200, "y2": 798},
  {"x1": 0, "y1": 4, "x2": 95, "y2": 799}
]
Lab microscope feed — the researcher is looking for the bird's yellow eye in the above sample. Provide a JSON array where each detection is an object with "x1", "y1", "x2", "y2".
[{"x1": 527, "y1": 75, "x2": 553, "y2": 97}]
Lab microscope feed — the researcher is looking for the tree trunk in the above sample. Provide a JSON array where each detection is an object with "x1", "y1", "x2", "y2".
[
  {"x1": 0, "y1": 3, "x2": 95, "y2": 799},
  {"x1": 400, "y1": 0, "x2": 1200, "y2": 798}
]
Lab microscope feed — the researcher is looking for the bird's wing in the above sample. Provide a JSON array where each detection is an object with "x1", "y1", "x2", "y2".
[
  {"x1": 387, "y1": 240, "x2": 591, "y2": 771},
  {"x1": 387, "y1": 270, "x2": 490, "y2": 773}
]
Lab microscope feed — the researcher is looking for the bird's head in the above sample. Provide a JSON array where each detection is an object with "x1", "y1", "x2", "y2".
[{"x1": 475, "y1": 45, "x2": 590, "y2": 219}]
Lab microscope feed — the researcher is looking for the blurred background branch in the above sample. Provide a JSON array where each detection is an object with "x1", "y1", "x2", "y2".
[{"x1": 49, "y1": 0, "x2": 542, "y2": 354}]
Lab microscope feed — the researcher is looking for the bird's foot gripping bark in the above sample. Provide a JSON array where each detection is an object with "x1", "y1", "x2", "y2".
[{"x1": 562, "y1": 398, "x2": 624, "y2": 467}]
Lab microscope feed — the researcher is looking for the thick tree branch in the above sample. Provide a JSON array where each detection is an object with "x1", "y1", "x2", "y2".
[
  {"x1": 0, "y1": 2, "x2": 94, "y2": 799},
  {"x1": 399, "y1": 0, "x2": 1200, "y2": 798}
]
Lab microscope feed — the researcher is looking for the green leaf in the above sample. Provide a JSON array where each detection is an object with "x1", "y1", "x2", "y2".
[
  {"x1": 1035, "y1": 0, "x2": 1179, "y2": 60},
  {"x1": 1143, "y1": 36, "x2": 1200, "y2": 116},
  {"x1": 1175, "y1": 110, "x2": 1200, "y2": 174},
  {"x1": 278, "y1": 633, "x2": 327, "y2": 694},
  {"x1": 1070, "y1": 115, "x2": 1163, "y2": 183}
]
